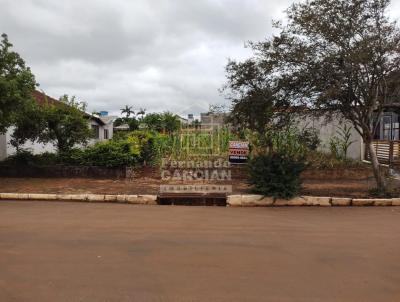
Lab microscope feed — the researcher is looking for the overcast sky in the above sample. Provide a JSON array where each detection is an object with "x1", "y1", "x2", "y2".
[{"x1": 1, "y1": 0, "x2": 400, "y2": 117}]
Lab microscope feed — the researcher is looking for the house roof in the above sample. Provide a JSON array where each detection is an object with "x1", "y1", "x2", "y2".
[
  {"x1": 114, "y1": 123, "x2": 130, "y2": 131},
  {"x1": 32, "y1": 90, "x2": 60, "y2": 106},
  {"x1": 32, "y1": 90, "x2": 105, "y2": 125},
  {"x1": 99, "y1": 115, "x2": 118, "y2": 125}
]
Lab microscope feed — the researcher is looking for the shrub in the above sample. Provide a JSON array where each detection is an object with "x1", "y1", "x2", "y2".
[
  {"x1": 306, "y1": 151, "x2": 364, "y2": 170},
  {"x1": 299, "y1": 128, "x2": 320, "y2": 151},
  {"x1": 61, "y1": 141, "x2": 139, "y2": 168},
  {"x1": 248, "y1": 153, "x2": 306, "y2": 199},
  {"x1": 2, "y1": 150, "x2": 59, "y2": 166}
]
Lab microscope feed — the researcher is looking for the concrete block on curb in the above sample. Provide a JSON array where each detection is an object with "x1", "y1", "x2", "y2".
[
  {"x1": 1, "y1": 193, "x2": 18, "y2": 200},
  {"x1": 104, "y1": 195, "x2": 118, "y2": 202},
  {"x1": 126, "y1": 195, "x2": 139, "y2": 204},
  {"x1": 331, "y1": 198, "x2": 352, "y2": 206},
  {"x1": 0, "y1": 193, "x2": 29, "y2": 200},
  {"x1": 116, "y1": 195, "x2": 127, "y2": 203},
  {"x1": 303, "y1": 196, "x2": 331, "y2": 206},
  {"x1": 57, "y1": 194, "x2": 88, "y2": 201},
  {"x1": 87, "y1": 194, "x2": 105, "y2": 202},
  {"x1": 274, "y1": 196, "x2": 307, "y2": 206},
  {"x1": 352, "y1": 199, "x2": 374, "y2": 206},
  {"x1": 373, "y1": 199, "x2": 393, "y2": 206},
  {"x1": 391, "y1": 198, "x2": 400, "y2": 206},
  {"x1": 274, "y1": 199, "x2": 289, "y2": 206},
  {"x1": 28, "y1": 194, "x2": 58, "y2": 201},
  {"x1": 227, "y1": 195, "x2": 242, "y2": 207},
  {"x1": 241, "y1": 195, "x2": 274, "y2": 207},
  {"x1": 136, "y1": 195, "x2": 157, "y2": 205}
]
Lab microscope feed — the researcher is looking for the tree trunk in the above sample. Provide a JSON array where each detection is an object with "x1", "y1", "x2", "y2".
[{"x1": 367, "y1": 140, "x2": 386, "y2": 191}]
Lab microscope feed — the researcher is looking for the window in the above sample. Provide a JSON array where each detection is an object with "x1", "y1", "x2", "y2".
[
  {"x1": 382, "y1": 114, "x2": 400, "y2": 141},
  {"x1": 394, "y1": 115, "x2": 399, "y2": 140},
  {"x1": 91, "y1": 125, "x2": 100, "y2": 139},
  {"x1": 104, "y1": 129, "x2": 109, "y2": 140},
  {"x1": 383, "y1": 115, "x2": 392, "y2": 140}
]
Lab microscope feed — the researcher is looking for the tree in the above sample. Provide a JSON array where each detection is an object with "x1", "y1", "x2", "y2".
[
  {"x1": 39, "y1": 95, "x2": 92, "y2": 153},
  {"x1": 233, "y1": 0, "x2": 400, "y2": 190},
  {"x1": 208, "y1": 104, "x2": 228, "y2": 114},
  {"x1": 0, "y1": 33, "x2": 36, "y2": 133},
  {"x1": 10, "y1": 99, "x2": 46, "y2": 151},
  {"x1": 137, "y1": 108, "x2": 146, "y2": 120},
  {"x1": 224, "y1": 59, "x2": 290, "y2": 133},
  {"x1": 127, "y1": 117, "x2": 139, "y2": 131},
  {"x1": 162, "y1": 112, "x2": 180, "y2": 134},
  {"x1": 142, "y1": 113, "x2": 163, "y2": 132},
  {"x1": 121, "y1": 105, "x2": 134, "y2": 118}
]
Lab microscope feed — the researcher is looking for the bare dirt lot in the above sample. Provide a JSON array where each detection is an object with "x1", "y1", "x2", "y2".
[
  {"x1": 1, "y1": 165, "x2": 398, "y2": 198},
  {"x1": 1, "y1": 201, "x2": 400, "y2": 302}
]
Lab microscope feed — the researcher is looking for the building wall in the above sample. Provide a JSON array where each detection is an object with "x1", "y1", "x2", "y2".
[
  {"x1": 0, "y1": 133, "x2": 7, "y2": 160},
  {"x1": 4, "y1": 127, "x2": 58, "y2": 157},
  {"x1": 200, "y1": 113, "x2": 228, "y2": 126},
  {"x1": 294, "y1": 113, "x2": 364, "y2": 160},
  {"x1": 89, "y1": 121, "x2": 113, "y2": 142}
]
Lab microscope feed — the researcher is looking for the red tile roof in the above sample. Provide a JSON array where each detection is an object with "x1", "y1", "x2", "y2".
[
  {"x1": 32, "y1": 90, "x2": 60, "y2": 106},
  {"x1": 31, "y1": 90, "x2": 105, "y2": 125}
]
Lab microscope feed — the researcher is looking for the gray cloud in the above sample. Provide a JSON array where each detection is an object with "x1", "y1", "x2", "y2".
[{"x1": 1, "y1": 0, "x2": 399, "y2": 116}]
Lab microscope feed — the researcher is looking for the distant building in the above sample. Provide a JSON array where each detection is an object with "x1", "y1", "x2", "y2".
[
  {"x1": 200, "y1": 112, "x2": 229, "y2": 128},
  {"x1": 187, "y1": 114, "x2": 194, "y2": 124}
]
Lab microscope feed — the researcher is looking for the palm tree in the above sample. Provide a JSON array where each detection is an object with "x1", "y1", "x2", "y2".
[
  {"x1": 121, "y1": 105, "x2": 134, "y2": 118},
  {"x1": 137, "y1": 108, "x2": 146, "y2": 120}
]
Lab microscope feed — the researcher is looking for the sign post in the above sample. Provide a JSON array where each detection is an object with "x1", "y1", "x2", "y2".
[{"x1": 228, "y1": 141, "x2": 249, "y2": 164}]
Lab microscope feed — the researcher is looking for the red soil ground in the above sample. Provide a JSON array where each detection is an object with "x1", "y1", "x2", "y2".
[{"x1": 1, "y1": 166, "x2": 398, "y2": 198}]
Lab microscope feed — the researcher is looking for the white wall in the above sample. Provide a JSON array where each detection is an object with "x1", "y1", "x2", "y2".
[
  {"x1": 294, "y1": 113, "x2": 364, "y2": 160},
  {"x1": 4, "y1": 127, "x2": 57, "y2": 157},
  {"x1": 0, "y1": 133, "x2": 7, "y2": 160}
]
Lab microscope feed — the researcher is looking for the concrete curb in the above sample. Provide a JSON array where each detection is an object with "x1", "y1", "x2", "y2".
[
  {"x1": 227, "y1": 195, "x2": 400, "y2": 207},
  {"x1": 0, "y1": 193, "x2": 158, "y2": 205},
  {"x1": 1, "y1": 193, "x2": 399, "y2": 207}
]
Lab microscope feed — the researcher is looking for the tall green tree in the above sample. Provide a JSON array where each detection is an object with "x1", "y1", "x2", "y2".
[
  {"x1": 0, "y1": 33, "x2": 36, "y2": 133},
  {"x1": 224, "y1": 59, "x2": 290, "y2": 133},
  {"x1": 39, "y1": 95, "x2": 92, "y2": 153},
  {"x1": 229, "y1": 0, "x2": 400, "y2": 190},
  {"x1": 162, "y1": 112, "x2": 180, "y2": 134},
  {"x1": 142, "y1": 113, "x2": 163, "y2": 132},
  {"x1": 10, "y1": 99, "x2": 45, "y2": 151}
]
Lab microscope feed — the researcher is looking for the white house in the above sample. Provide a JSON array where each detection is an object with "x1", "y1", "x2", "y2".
[{"x1": 0, "y1": 91, "x2": 117, "y2": 161}]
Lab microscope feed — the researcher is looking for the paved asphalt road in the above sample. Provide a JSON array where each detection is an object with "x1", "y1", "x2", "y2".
[{"x1": 1, "y1": 201, "x2": 400, "y2": 302}]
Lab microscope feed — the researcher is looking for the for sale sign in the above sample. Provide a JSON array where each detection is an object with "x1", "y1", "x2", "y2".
[{"x1": 228, "y1": 141, "x2": 249, "y2": 164}]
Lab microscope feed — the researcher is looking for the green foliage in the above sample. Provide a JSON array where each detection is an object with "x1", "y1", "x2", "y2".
[
  {"x1": 61, "y1": 141, "x2": 139, "y2": 168},
  {"x1": 2, "y1": 151, "x2": 59, "y2": 166},
  {"x1": 10, "y1": 99, "x2": 46, "y2": 150},
  {"x1": 39, "y1": 95, "x2": 92, "y2": 152},
  {"x1": 0, "y1": 33, "x2": 37, "y2": 133},
  {"x1": 141, "y1": 113, "x2": 163, "y2": 132},
  {"x1": 141, "y1": 112, "x2": 181, "y2": 134},
  {"x1": 162, "y1": 112, "x2": 181, "y2": 134},
  {"x1": 246, "y1": 127, "x2": 309, "y2": 199},
  {"x1": 114, "y1": 117, "x2": 139, "y2": 131},
  {"x1": 306, "y1": 151, "x2": 364, "y2": 170},
  {"x1": 248, "y1": 153, "x2": 306, "y2": 199},
  {"x1": 299, "y1": 128, "x2": 321, "y2": 151},
  {"x1": 224, "y1": 59, "x2": 290, "y2": 133},
  {"x1": 248, "y1": 127, "x2": 309, "y2": 161},
  {"x1": 329, "y1": 125, "x2": 355, "y2": 160},
  {"x1": 120, "y1": 105, "x2": 134, "y2": 118}
]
